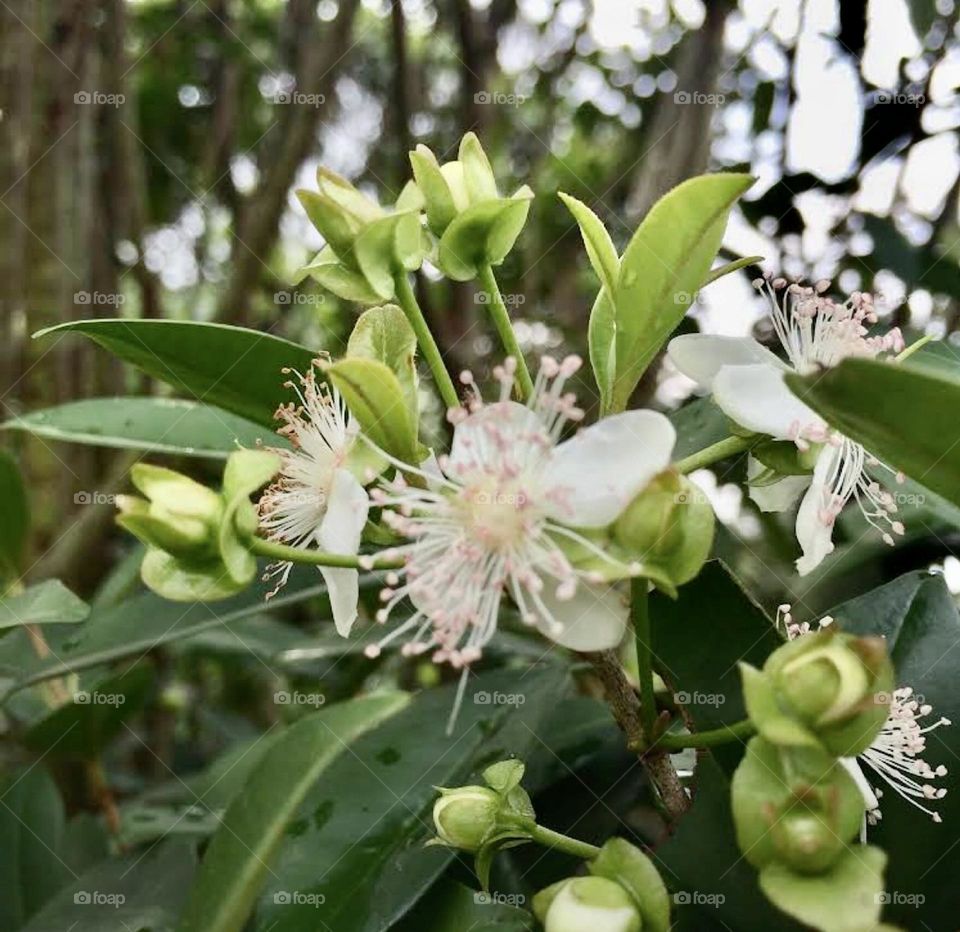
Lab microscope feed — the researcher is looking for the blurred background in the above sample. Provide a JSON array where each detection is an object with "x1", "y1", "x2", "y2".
[{"x1": 2, "y1": 0, "x2": 960, "y2": 612}]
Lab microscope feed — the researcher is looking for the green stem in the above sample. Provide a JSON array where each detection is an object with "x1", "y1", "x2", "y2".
[
  {"x1": 394, "y1": 271, "x2": 460, "y2": 410},
  {"x1": 632, "y1": 578, "x2": 657, "y2": 743},
  {"x1": 248, "y1": 536, "x2": 403, "y2": 570},
  {"x1": 896, "y1": 333, "x2": 933, "y2": 362},
  {"x1": 674, "y1": 434, "x2": 753, "y2": 474},
  {"x1": 530, "y1": 824, "x2": 601, "y2": 860},
  {"x1": 477, "y1": 264, "x2": 535, "y2": 401},
  {"x1": 656, "y1": 719, "x2": 755, "y2": 751}
]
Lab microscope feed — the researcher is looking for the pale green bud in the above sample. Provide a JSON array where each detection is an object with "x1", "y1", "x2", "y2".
[
  {"x1": 432, "y1": 786, "x2": 500, "y2": 852},
  {"x1": 544, "y1": 878, "x2": 642, "y2": 932}
]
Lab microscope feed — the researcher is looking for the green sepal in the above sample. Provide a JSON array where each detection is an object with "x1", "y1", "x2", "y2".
[{"x1": 588, "y1": 838, "x2": 672, "y2": 932}]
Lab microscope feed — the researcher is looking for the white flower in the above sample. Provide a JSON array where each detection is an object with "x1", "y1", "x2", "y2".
[
  {"x1": 362, "y1": 355, "x2": 676, "y2": 667},
  {"x1": 669, "y1": 278, "x2": 905, "y2": 575},
  {"x1": 778, "y1": 607, "x2": 950, "y2": 835},
  {"x1": 257, "y1": 364, "x2": 370, "y2": 636}
]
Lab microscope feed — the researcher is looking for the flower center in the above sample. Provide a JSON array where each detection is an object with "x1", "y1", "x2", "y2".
[{"x1": 458, "y1": 475, "x2": 535, "y2": 551}]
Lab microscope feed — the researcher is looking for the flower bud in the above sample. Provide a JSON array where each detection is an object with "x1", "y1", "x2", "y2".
[
  {"x1": 432, "y1": 786, "x2": 501, "y2": 852},
  {"x1": 731, "y1": 737, "x2": 865, "y2": 874},
  {"x1": 612, "y1": 470, "x2": 714, "y2": 589},
  {"x1": 542, "y1": 878, "x2": 642, "y2": 932},
  {"x1": 741, "y1": 629, "x2": 893, "y2": 757}
]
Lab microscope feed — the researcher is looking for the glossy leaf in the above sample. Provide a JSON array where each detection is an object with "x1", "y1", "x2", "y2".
[
  {"x1": 249, "y1": 665, "x2": 569, "y2": 932},
  {"x1": 394, "y1": 881, "x2": 535, "y2": 931},
  {"x1": 611, "y1": 173, "x2": 753, "y2": 412},
  {"x1": 34, "y1": 320, "x2": 316, "y2": 427},
  {"x1": 178, "y1": 692, "x2": 410, "y2": 932},
  {"x1": 18, "y1": 840, "x2": 197, "y2": 932},
  {"x1": 0, "y1": 767, "x2": 71, "y2": 929},
  {"x1": 787, "y1": 357, "x2": 960, "y2": 508},
  {"x1": 0, "y1": 580, "x2": 89, "y2": 630},
  {"x1": 4, "y1": 397, "x2": 279, "y2": 459}
]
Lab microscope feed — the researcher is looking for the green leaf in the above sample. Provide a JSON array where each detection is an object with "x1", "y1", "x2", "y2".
[
  {"x1": 701, "y1": 255, "x2": 764, "y2": 287},
  {"x1": 759, "y1": 847, "x2": 886, "y2": 932},
  {"x1": 786, "y1": 357, "x2": 960, "y2": 508},
  {"x1": 34, "y1": 320, "x2": 316, "y2": 427},
  {"x1": 326, "y1": 357, "x2": 419, "y2": 463},
  {"x1": 18, "y1": 840, "x2": 197, "y2": 932},
  {"x1": 0, "y1": 580, "x2": 89, "y2": 630},
  {"x1": 558, "y1": 192, "x2": 619, "y2": 296},
  {"x1": 588, "y1": 289, "x2": 617, "y2": 412},
  {"x1": 177, "y1": 692, "x2": 410, "y2": 932},
  {"x1": 0, "y1": 449, "x2": 28, "y2": 583},
  {"x1": 248, "y1": 665, "x2": 570, "y2": 932},
  {"x1": 394, "y1": 880, "x2": 535, "y2": 931},
  {"x1": 611, "y1": 173, "x2": 753, "y2": 412},
  {"x1": 669, "y1": 396, "x2": 732, "y2": 461},
  {"x1": 4, "y1": 397, "x2": 279, "y2": 459},
  {"x1": 0, "y1": 767, "x2": 71, "y2": 929},
  {"x1": 347, "y1": 304, "x2": 420, "y2": 435}
]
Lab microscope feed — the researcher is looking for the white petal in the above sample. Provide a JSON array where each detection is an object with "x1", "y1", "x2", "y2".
[
  {"x1": 795, "y1": 445, "x2": 839, "y2": 576},
  {"x1": 534, "y1": 581, "x2": 628, "y2": 651},
  {"x1": 319, "y1": 566, "x2": 360, "y2": 637},
  {"x1": 543, "y1": 410, "x2": 676, "y2": 528},
  {"x1": 318, "y1": 469, "x2": 370, "y2": 636},
  {"x1": 839, "y1": 757, "x2": 879, "y2": 811},
  {"x1": 713, "y1": 364, "x2": 825, "y2": 441},
  {"x1": 447, "y1": 401, "x2": 542, "y2": 478},
  {"x1": 668, "y1": 334, "x2": 786, "y2": 390},
  {"x1": 746, "y1": 455, "x2": 811, "y2": 513}
]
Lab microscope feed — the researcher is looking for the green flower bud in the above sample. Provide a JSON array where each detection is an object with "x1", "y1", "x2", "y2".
[
  {"x1": 612, "y1": 470, "x2": 714, "y2": 590},
  {"x1": 731, "y1": 737, "x2": 865, "y2": 874},
  {"x1": 116, "y1": 450, "x2": 280, "y2": 603},
  {"x1": 543, "y1": 878, "x2": 642, "y2": 932},
  {"x1": 432, "y1": 786, "x2": 501, "y2": 852},
  {"x1": 741, "y1": 629, "x2": 893, "y2": 757}
]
